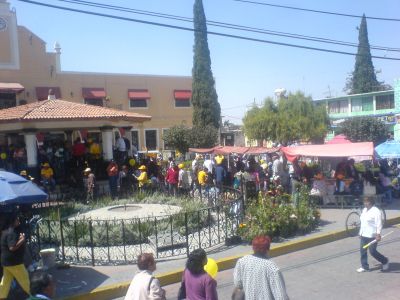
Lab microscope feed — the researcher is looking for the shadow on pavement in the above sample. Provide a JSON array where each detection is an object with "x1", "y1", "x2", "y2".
[
  {"x1": 52, "y1": 265, "x2": 110, "y2": 298},
  {"x1": 383, "y1": 262, "x2": 400, "y2": 273}
]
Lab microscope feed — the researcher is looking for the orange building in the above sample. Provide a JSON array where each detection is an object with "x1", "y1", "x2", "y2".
[{"x1": 0, "y1": 0, "x2": 193, "y2": 153}]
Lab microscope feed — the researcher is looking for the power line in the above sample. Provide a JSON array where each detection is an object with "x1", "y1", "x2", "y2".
[
  {"x1": 233, "y1": 0, "x2": 400, "y2": 22},
  {"x1": 18, "y1": 0, "x2": 400, "y2": 61},
  {"x1": 54, "y1": 0, "x2": 400, "y2": 52}
]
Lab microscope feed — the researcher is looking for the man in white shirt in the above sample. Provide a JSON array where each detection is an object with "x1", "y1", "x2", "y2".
[
  {"x1": 203, "y1": 155, "x2": 214, "y2": 174},
  {"x1": 357, "y1": 197, "x2": 389, "y2": 272},
  {"x1": 115, "y1": 133, "x2": 127, "y2": 163}
]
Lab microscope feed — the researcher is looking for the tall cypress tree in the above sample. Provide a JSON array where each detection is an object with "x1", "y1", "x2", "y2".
[
  {"x1": 347, "y1": 14, "x2": 381, "y2": 94},
  {"x1": 192, "y1": 0, "x2": 221, "y2": 129}
]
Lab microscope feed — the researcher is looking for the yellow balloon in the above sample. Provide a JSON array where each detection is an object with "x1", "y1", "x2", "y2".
[
  {"x1": 204, "y1": 258, "x2": 218, "y2": 279},
  {"x1": 129, "y1": 158, "x2": 136, "y2": 166},
  {"x1": 0, "y1": 153, "x2": 6, "y2": 160}
]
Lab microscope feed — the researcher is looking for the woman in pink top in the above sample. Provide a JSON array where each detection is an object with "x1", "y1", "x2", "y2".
[{"x1": 183, "y1": 249, "x2": 218, "y2": 300}]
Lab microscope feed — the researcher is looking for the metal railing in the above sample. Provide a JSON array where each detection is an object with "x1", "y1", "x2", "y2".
[{"x1": 30, "y1": 186, "x2": 244, "y2": 266}]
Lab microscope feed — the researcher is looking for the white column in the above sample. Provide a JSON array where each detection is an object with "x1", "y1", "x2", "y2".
[
  {"x1": 24, "y1": 132, "x2": 37, "y2": 167},
  {"x1": 101, "y1": 128, "x2": 114, "y2": 161}
]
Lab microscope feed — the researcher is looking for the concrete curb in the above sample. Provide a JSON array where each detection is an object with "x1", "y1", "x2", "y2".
[{"x1": 63, "y1": 216, "x2": 400, "y2": 300}]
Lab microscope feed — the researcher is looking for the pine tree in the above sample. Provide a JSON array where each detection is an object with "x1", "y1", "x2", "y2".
[
  {"x1": 191, "y1": 0, "x2": 221, "y2": 129},
  {"x1": 346, "y1": 14, "x2": 382, "y2": 94}
]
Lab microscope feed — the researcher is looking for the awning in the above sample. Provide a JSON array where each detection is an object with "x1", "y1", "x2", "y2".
[
  {"x1": 281, "y1": 142, "x2": 374, "y2": 162},
  {"x1": 174, "y1": 90, "x2": 192, "y2": 100},
  {"x1": 82, "y1": 88, "x2": 106, "y2": 98},
  {"x1": 128, "y1": 89, "x2": 151, "y2": 99},
  {"x1": 188, "y1": 146, "x2": 280, "y2": 155},
  {"x1": 35, "y1": 87, "x2": 62, "y2": 101},
  {"x1": 0, "y1": 83, "x2": 24, "y2": 93},
  {"x1": 215, "y1": 146, "x2": 250, "y2": 155},
  {"x1": 246, "y1": 147, "x2": 280, "y2": 155},
  {"x1": 188, "y1": 146, "x2": 223, "y2": 154},
  {"x1": 375, "y1": 140, "x2": 400, "y2": 159},
  {"x1": 325, "y1": 134, "x2": 351, "y2": 144}
]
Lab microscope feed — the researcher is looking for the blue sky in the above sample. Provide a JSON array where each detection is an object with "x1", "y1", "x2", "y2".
[{"x1": 9, "y1": 0, "x2": 400, "y2": 123}]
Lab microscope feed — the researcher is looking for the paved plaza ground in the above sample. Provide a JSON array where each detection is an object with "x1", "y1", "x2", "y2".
[
  {"x1": 161, "y1": 224, "x2": 400, "y2": 300},
  {"x1": 48, "y1": 200, "x2": 400, "y2": 299}
]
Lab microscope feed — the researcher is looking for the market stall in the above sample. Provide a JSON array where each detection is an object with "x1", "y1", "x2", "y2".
[{"x1": 282, "y1": 142, "x2": 375, "y2": 206}]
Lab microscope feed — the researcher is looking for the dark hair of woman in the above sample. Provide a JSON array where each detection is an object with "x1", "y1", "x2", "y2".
[
  {"x1": 137, "y1": 253, "x2": 155, "y2": 270},
  {"x1": 3, "y1": 213, "x2": 18, "y2": 229},
  {"x1": 186, "y1": 248, "x2": 207, "y2": 275}
]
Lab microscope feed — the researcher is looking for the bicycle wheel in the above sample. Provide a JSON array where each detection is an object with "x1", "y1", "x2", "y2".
[
  {"x1": 345, "y1": 211, "x2": 361, "y2": 236},
  {"x1": 380, "y1": 208, "x2": 387, "y2": 227}
]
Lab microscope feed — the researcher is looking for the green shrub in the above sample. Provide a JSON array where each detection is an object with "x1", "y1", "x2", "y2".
[{"x1": 238, "y1": 185, "x2": 320, "y2": 241}]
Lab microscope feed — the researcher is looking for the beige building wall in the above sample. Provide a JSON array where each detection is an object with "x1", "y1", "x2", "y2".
[{"x1": 0, "y1": 1, "x2": 192, "y2": 151}]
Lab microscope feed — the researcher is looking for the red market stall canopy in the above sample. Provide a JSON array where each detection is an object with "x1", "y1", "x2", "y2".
[
  {"x1": 188, "y1": 146, "x2": 223, "y2": 154},
  {"x1": 325, "y1": 134, "x2": 351, "y2": 144},
  {"x1": 188, "y1": 146, "x2": 280, "y2": 155},
  {"x1": 281, "y1": 142, "x2": 374, "y2": 162}
]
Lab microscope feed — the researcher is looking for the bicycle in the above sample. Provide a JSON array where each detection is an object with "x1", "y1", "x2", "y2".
[{"x1": 345, "y1": 197, "x2": 386, "y2": 237}]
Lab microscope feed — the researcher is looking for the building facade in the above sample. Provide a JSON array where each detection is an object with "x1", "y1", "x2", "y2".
[
  {"x1": 314, "y1": 79, "x2": 400, "y2": 141},
  {"x1": 0, "y1": 0, "x2": 193, "y2": 152}
]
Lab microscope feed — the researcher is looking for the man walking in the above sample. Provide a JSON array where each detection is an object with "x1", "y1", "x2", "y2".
[{"x1": 233, "y1": 235, "x2": 289, "y2": 300}]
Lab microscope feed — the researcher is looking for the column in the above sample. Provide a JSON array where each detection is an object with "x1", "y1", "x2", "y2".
[
  {"x1": 23, "y1": 131, "x2": 38, "y2": 168},
  {"x1": 101, "y1": 127, "x2": 114, "y2": 161},
  {"x1": 122, "y1": 126, "x2": 133, "y2": 156}
]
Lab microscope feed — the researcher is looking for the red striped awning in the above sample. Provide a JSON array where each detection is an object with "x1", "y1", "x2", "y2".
[
  {"x1": 128, "y1": 89, "x2": 151, "y2": 99},
  {"x1": 0, "y1": 83, "x2": 24, "y2": 93},
  {"x1": 82, "y1": 88, "x2": 106, "y2": 98},
  {"x1": 35, "y1": 87, "x2": 62, "y2": 101},
  {"x1": 174, "y1": 90, "x2": 192, "y2": 100}
]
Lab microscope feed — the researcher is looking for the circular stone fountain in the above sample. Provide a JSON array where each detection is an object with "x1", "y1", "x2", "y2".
[{"x1": 69, "y1": 204, "x2": 182, "y2": 220}]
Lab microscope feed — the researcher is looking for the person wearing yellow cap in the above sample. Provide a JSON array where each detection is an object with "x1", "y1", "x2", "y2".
[
  {"x1": 41, "y1": 162, "x2": 56, "y2": 191},
  {"x1": 178, "y1": 163, "x2": 190, "y2": 195},
  {"x1": 134, "y1": 165, "x2": 148, "y2": 191}
]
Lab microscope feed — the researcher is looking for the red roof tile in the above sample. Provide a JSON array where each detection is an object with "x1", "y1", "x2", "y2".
[{"x1": 0, "y1": 99, "x2": 151, "y2": 123}]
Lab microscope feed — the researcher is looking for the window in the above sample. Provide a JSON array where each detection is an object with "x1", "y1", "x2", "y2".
[
  {"x1": 162, "y1": 129, "x2": 173, "y2": 150},
  {"x1": 131, "y1": 130, "x2": 140, "y2": 152},
  {"x1": 174, "y1": 90, "x2": 191, "y2": 107},
  {"x1": 128, "y1": 89, "x2": 150, "y2": 108},
  {"x1": 328, "y1": 99, "x2": 348, "y2": 114},
  {"x1": 0, "y1": 93, "x2": 16, "y2": 109},
  {"x1": 175, "y1": 99, "x2": 191, "y2": 107},
  {"x1": 129, "y1": 99, "x2": 147, "y2": 108},
  {"x1": 376, "y1": 94, "x2": 394, "y2": 110},
  {"x1": 84, "y1": 98, "x2": 103, "y2": 106},
  {"x1": 361, "y1": 96, "x2": 373, "y2": 111},
  {"x1": 145, "y1": 129, "x2": 157, "y2": 151},
  {"x1": 351, "y1": 96, "x2": 373, "y2": 112},
  {"x1": 339, "y1": 100, "x2": 348, "y2": 113},
  {"x1": 351, "y1": 98, "x2": 362, "y2": 112}
]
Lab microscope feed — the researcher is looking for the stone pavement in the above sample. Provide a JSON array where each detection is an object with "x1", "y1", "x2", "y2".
[
  {"x1": 162, "y1": 224, "x2": 400, "y2": 300},
  {"x1": 51, "y1": 201, "x2": 399, "y2": 299}
]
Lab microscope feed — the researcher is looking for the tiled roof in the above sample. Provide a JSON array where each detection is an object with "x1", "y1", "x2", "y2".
[{"x1": 0, "y1": 99, "x2": 151, "y2": 123}]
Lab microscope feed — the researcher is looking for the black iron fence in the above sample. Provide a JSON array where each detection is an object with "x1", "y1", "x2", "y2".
[{"x1": 30, "y1": 186, "x2": 244, "y2": 266}]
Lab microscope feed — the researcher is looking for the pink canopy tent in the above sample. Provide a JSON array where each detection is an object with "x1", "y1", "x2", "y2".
[
  {"x1": 325, "y1": 134, "x2": 351, "y2": 144},
  {"x1": 188, "y1": 146, "x2": 222, "y2": 154},
  {"x1": 188, "y1": 146, "x2": 280, "y2": 155},
  {"x1": 281, "y1": 142, "x2": 374, "y2": 162},
  {"x1": 214, "y1": 146, "x2": 249, "y2": 155}
]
